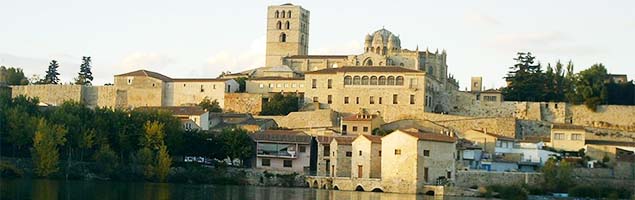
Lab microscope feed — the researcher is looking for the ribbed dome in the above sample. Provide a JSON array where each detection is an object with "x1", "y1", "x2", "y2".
[{"x1": 369, "y1": 28, "x2": 401, "y2": 49}]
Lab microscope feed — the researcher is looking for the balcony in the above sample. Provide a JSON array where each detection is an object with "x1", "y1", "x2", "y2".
[{"x1": 257, "y1": 142, "x2": 299, "y2": 159}]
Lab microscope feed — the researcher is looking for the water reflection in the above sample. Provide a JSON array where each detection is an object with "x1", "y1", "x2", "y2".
[{"x1": 1, "y1": 179, "x2": 478, "y2": 200}]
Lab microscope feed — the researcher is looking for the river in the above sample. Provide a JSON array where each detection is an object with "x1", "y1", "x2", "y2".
[{"x1": 0, "y1": 178, "x2": 488, "y2": 200}]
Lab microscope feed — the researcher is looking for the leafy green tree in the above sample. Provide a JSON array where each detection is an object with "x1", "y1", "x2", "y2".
[
  {"x1": 43, "y1": 60, "x2": 61, "y2": 84},
  {"x1": 260, "y1": 93, "x2": 299, "y2": 115},
  {"x1": 606, "y1": 80, "x2": 635, "y2": 105},
  {"x1": 234, "y1": 77, "x2": 247, "y2": 92},
  {"x1": 93, "y1": 144, "x2": 119, "y2": 176},
  {"x1": 155, "y1": 144, "x2": 171, "y2": 182},
  {"x1": 32, "y1": 118, "x2": 67, "y2": 177},
  {"x1": 575, "y1": 64, "x2": 608, "y2": 110},
  {"x1": 6, "y1": 108, "x2": 37, "y2": 156},
  {"x1": 502, "y1": 52, "x2": 546, "y2": 101},
  {"x1": 0, "y1": 66, "x2": 29, "y2": 85},
  {"x1": 136, "y1": 147, "x2": 155, "y2": 180},
  {"x1": 218, "y1": 128, "x2": 254, "y2": 167},
  {"x1": 74, "y1": 56, "x2": 94, "y2": 85},
  {"x1": 199, "y1": 98, "x2": 222, "y2": 112},
  {"x1": 78, "y1": 129, "x2": 96, "y2": 161},
  {"x1": 542, "y1": 158, "x2": 574, "y2": 192},
  {"x1": 141, "y1": 121, "x2": 165, "y2": 150}
]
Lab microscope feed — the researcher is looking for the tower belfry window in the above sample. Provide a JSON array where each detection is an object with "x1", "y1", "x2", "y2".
[
  {"x1": 277, "y1": 21, "x2": 282, "y2": 29},
  {"x1": 275, "y1": 11, "x2": 279, "y2": 18},
  {"x1": 285, "y1": 21, "x2": 290, "y2": 29},
  {"x1": 281, "y1": 11, "x2": 286, "y2": 18},
  {"x1": 280, "y1": 33, "x2": 287, "y2": 42},
  {"x1": 287, "y1": 11, "x2": 291, "y2": 18}
]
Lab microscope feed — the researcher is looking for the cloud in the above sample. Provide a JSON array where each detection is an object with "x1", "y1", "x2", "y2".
[
  {"x1": 203, "y1": 35, "x2": 266, "y2": 76},
  {"x1": 464, "y1": 12, "x2": 500, "y2": 26}
]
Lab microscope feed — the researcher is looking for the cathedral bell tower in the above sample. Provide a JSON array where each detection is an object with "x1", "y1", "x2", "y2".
[{"x1": 265, "y1": 3, "x2": 310, "y2": 67}]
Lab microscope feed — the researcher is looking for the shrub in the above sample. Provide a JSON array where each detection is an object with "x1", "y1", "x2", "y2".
[
  {"x1": 0, "y1": 161, "x2": 23, "y2": 178},
  {"x1": 569, "y1": 185, "x2": 631, "y2": 199}
]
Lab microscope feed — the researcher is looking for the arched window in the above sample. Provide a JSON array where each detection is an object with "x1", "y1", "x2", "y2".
[
  {"x1": 370, "y1": 76, "x2": 378, "y2": 85},
  {"x1": 353, "y1": 76, "x2": 361, "y2": 85},
  {"x1": 287, "y1": 11, "x2": 291, "y2": 18},
  {"x1": 396, "y1": 76, "x2": 404, "y2": 85},
  {"x1": 281, "y1": 11, "x2": 286, "y2": 18},
  {"x1": 387, "y1": 76, "x2": 395, "y2": 85},
  {"x1": 285, "y1": 21, "x2": 290, "y2": 29},
  {"x1": 344, "y1": 76, "x2": 352, "y2": 85},
  {"x1": 365, "y1": 59, "x2": 373, "y2": 66},
  {"x1": 275, "y1": 11, "x2": 280, "y2": 18},
  {"x1": 361, "y1": 76, "x2": 369, "y2": 85},
  {"x1": 276, "y1": 21, "x2": 282, "y2": 29},
  {"x1": 355, "y1": 61, "x2": 360, "y2": 66},
  {"x1": 375, "y1": 47, "x2": 380, "y2": 54},
  {"x1": 301, "y1": 35, "x2": 305, "y2": 45},
  {"x1": 280, "y1": 33, "x2": 287, "y2": 42},
  {"x1": 379, "y1": 61, "x2": 383, "y2": 65},
  {"x1": 399, "y1": 63, "x2": 404, "y2": 67},
  {"x1": 378, "y1": 76, "x2": 386, "y2": 85}
]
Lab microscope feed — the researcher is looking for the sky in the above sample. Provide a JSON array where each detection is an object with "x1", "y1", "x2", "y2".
[{"x1": 1, "y1": 0, "x2": 634, "y2": 89}]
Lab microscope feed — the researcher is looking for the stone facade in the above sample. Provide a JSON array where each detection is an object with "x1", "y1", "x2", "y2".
[
  {"x1": 341, "y1": 112, "x2": 384, "y2": 135},
  {"x1": 223, "y1": 93, "x2": 263, "y2": 114},
  {"x1": 550, "y1": 124, "x2": 586, "y2": 152},
  {"x1": 351, "y1": 135, "x2": 382, "y2": 179},
  {"x1": 265, "y1": 4, "x2": 309, "y2": 67},
  {"x1": 10, "y1": 84, "x2": 121, "y2": 108},
  {"x1": 330, "y1": 137, "x2": 353, "y2": 177}
]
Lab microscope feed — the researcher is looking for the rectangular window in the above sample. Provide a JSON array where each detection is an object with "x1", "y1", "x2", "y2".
[
  {"x1": 571, "y1": 133, "x2": 582, "y2": 141},
  {"x1": 284, "y1": 83, "x2": 289, "y2": 88},
  {"x1": 346, "y1": 151, "x2": 352, "y2": 157},
  {"x1": 269, "y1": 83, "x2": 274, "y2": 88},
  {"x1": 283, "y1": 160, "x2": 292, "y2": 168},
  {"x1": 277, "y1": 83, "x2": 282, "y2": 88},
  {"x1": 299, "y1": 84, "x2": 304, "y2": 88},
  {"x1": 554, "y1": 133, "x2": 565, "y2": 140},
  {"x1": 379, "y1": 97, "x2": 383, "y2": 104},
  {"x1": 324, "y1": 146, "x2": 330, "y2": 157},
  {"x1": 393, "y1": 94, "x2": 398, "y2": 104},
  {"x1": 359, "y1": 151, "x2": 362, "y2": 156},
  {"x1": 313, "y1": 97, "x2": 318, "y2": 102},
  {"x1": 356, "y1": 97, "x2": 360, "y2": 104},
  {"x1": 394, "y1": 149, "x2": 401, "y2": 155},
  {"x1": 379, "y1": 151, "x2": 382, "y2": 157},
  {"x1": 344, "y1": 97, "x2": 349, "y2": 104},
  {"x1": 312, "y1": 79, "x2": 317, "y2": 89},
  {"x1": 496, "y1": 140, "x2": 502, "y2": 147},
  {"x1": 352, "y1": 126, "x2": 358, "y2": 132},
  {"x1": 328, "y1": 79, "x2": 332, "y2": 89},
  {"x1": 410, "y1": 95, "x2": 415, "y2": 104},
  {"x1": 299, "y1": 146, "x2": 306, "y2": 153},
  {"x1": 424, "y1": 167, "x2": 429, "y2": 182},
  {"x1": 292, "y1": 83, "x2": 297, "y2": 88},
  {"x1": 447, "y1": 171, "x2": 452, "y2": 179},
  {"x1": 424, "y1": 150, "x2": 430, "y2": 157},
  {"x1": 328, "y1": 95, "x2": 332, "y2": 104},
  {"x1": 262, "y1": 159, "x2": 271, "y2": 166},
  {"x1": 370, "y1": 96, "x2": 375, "y2": 104},
  {"x1": 363, "y1": 127, "x2": 369, "y2": 132},
  {"x1": 259, "y1": 83, "x2": 264, "y2": 88}
]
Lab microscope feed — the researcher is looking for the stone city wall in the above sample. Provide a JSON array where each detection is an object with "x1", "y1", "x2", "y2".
[
  {"x1": 570, "y1": 105, "x2": 635, "y2": 130},
  {"x1": 11, "y1": 85, "x2": 83, "y2": 106},
  {"x1": 224, "y1": 93, "x2": 262, "y2": 114},
  {"x1": 454, "y1": 171, "x2": 542, "y2": 187}
]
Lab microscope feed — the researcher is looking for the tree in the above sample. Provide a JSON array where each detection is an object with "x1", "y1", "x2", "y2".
[
  {"x1": 6, "y1": 108, "x2": 37, "y2": 156},
  {"x1": 93, "y1": 144, "x2": 119, "y2": 176},
  {"x1": 155, "y1": 144, "x2": 171, "y2": 182},
  {"x1": 218, "y1": 128, "x2": 254, "y2": 167},
  {"x1": 0, "y1": 66, "x2": 29, "y2": 85},
  {"x1": 575, "y1": 64, "x2": 608, "y2": 111},
  {"x1": 32, "y1": 118, "x2": 67, "y2": 177},
  {"x1": 74, "y1": 56, "x2": 94, "y2": 85},
  {"x1": 260, "y1": 93, "x2": 299, "y2": 115},
  {"x1": 199, "y1": 97, "x2": 222, "y2": 112},
  {"x1": 43, "y1": 60, "x2": 61, "y2": 84},
  {"x1": 234, "y1": 77, "x2": 247, "y2": 92},
  {"x1": 502, "y1": 52, "x2": 546, "y2": 101},
  {"x1": 542, "y1": 158, "x2": 574, "y2": 192},
  {"x1": 141, "y1": 121, "x2": 165, "y2": 150},
  {"x1": 136, "y1": 147, "x2": 155, "y2": 180},
  {"x1": 77, "y1": 129, "x2": 96, "y2": 161}
]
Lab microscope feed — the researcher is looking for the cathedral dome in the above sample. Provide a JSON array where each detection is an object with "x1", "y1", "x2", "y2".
[{"x1": 369, "y1": 28, "x2": 401, "y2": 50}]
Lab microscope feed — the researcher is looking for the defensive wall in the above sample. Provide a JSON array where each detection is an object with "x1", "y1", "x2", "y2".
[{"x1": 223, "y1": 93, "x2": 262, "y2": 114}]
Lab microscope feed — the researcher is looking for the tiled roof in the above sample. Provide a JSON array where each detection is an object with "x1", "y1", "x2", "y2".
[
  {"x1": 286, "y1": 55, "x2": 349, "y2": 59},
  {"x1": 249, "y1": 77, "x2": 305, "y2": 81},
  {"x1": 137, "y1": 106, "x2": 207, "y2": 116},
  {"x1": 333, "y1": 136, "x2": 355, "y2": 145},
  {"x1": 316, "y1": 136, "x2": 334, "y2": 144},
  {"x1": 115, "y1": 69, "x2": 229, "y2": 82},
  {"x1": 250, "y1": 130, "x2": 312, "y2": 143},
  {"x1": 115, "y1": 69, "x2": 172, "y2": 82},
  {"x1": 358, "y1": 134, "x2": 382, "y2": 144},
  {"x1": 585, "y1": 140, "x2": 635, "y2": 147},
  {"x1": 304, "y1": 66, "x2": 424, "y2": 74},
  {"x1": 552, "y1": 123, "x2": 586, "y2": 130},
  {"x1": 399, "y1": 129, "x2": 457, "y2": 143},
  {"x1": 342, "y1": 114, "x2": 378, "y2": 121},
  {"x1": 469, "y1": 129, "x2": 515, "y2": 141}
]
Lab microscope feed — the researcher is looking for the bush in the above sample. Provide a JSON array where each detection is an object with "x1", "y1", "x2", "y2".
[
  {"x1": 0, "y1": 161, "x2": 23, "y2": 178},
  {"x1": 481, "y1": 185, "x2": 528, "y2": 200}
]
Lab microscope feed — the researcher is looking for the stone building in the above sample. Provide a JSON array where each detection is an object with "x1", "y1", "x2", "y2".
[
  {"x1": 341, "y1": 111, "x2": 384, "y2": 135},
  {"x1": 245, "y1": 76, "x2": 305, "y2": 98},
  {"x1": 380, "y1": 129, "x2": 456, "y2": 194},
  {"x1": 136, "y1": 106, "x2": 210, "y2": 131},
  {"x1": 250, "y1": 130, "x2": 314, "y2": 173},
  {"x1": 550, "y1": 123, "x2": 586, "y2": 152},
  {"x1": 463, "y1": 129, "x2": 515, "y2": 156},
  {"x1": 330, "y1": 136, "x2": 354, "y2": 177},
  {"x1": 351, "y1": 134, "x2": 382, "y2": 179},
  {"x1": 114, "y1": 70, "x2": 239, "y2": 108},
  {"x1": 265, "y1": 4, "x2": 310, "y2": 67},
  {"x1": 315, "y1": 136, "x2": 333, "y2": 176}
]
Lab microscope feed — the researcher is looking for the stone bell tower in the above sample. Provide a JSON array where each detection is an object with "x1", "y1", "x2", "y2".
[{"x1": 265, "y1": 3, "x2": 310, "y2": 67}]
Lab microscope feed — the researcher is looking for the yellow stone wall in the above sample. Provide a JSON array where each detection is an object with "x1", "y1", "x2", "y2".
[{"x1": 351, "y1": 136, "x2": 382, "y2": 179}]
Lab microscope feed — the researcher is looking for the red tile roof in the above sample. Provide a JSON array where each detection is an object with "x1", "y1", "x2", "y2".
[
  {"x1": 333, "y1": 136, "x2": 356, "y2": 145},
  {"x1": 304, "y1": 66, "x2": 424, "y2": 74},
  {"x1": 399, "y1": 129, "x2": 457, "y2": 143},
  {"x1": 358, "y1": 134, "x2": 382, "y2": 144},
  {"x1": 171, "y1": 78, "x2": 231, "y2": 82},
  {"x1": 552, "y1": 123, "x2": 586, "y2": 130},
  {"x1": 250, "y1": 77, "x2": 305, "y2": 81},
  {"x1": 316, "y1": 136, "x2": 334, "y2": 144},
  {"x1": 136, "y1": 106, "x2": 207, "y2": 116},
  {"x1": 469, "y1": 129, "x2": 515, "y2": 141}
]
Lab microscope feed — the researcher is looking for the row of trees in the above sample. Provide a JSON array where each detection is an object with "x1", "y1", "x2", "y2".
[
  {"x1": 0, "y1": 57, "x2": 94, "y2": 86},
  {"x1": 260, "y1": 93, "x2": 299, "y2": 115},
  {"x1": 503, "y1": 52, "x2": 634, "y2": 110},
  {"x1": 0, "y1": 94, "x2": 253, "y2": 182}
]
